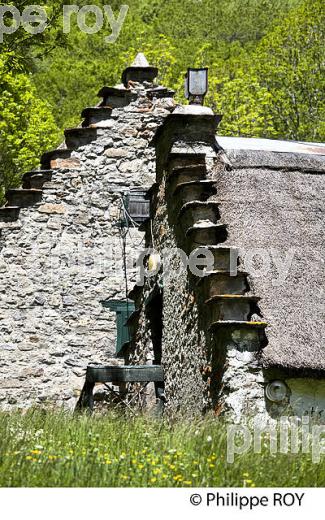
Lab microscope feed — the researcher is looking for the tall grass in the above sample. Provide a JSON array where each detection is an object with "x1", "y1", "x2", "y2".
[{"x1": 0, "y1": 409, "x2": 323, "y2": 487}]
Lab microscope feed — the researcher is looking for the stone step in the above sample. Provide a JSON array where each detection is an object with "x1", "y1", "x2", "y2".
[
  {"x1": 209, "y1": 320, "x2": 268, "y2": 350},
  {"x1": 97, "y1": 86, "x2": 137, "y2": 108},
  {"x1": 81, "y1": 106, "x2": 113, "y2": 127},
  {"x1": 155, "y1": 112, "x2": 220, "y2": 149},
  {"x1": 0, "y1": 206, "x2": 20, "y2": 222},
  {"x1": 167, "y1": 152, "x2": 206, "y2": 174},
  {"x1": 177, "y1": 201, "x2": 220, "y2": 230},
  {"x1": 167, "y1": 166, "x2": 207, "y2": 194},
  {"x1": 172, "y1": 179, "x2": 216, "y2": 198},
  {"x1": 191, "y1": 246, "x2": 239, "y2": 273},
  {"x1": 196, "y1": 270, "x2": 248, "y2": 300},
  {"x1": 146, "y1": 86, "x2": 175, "y2": 100},
  {"x1": 205, "y1": 295, "x2": 260, "y2": 323},
  {"x1": 209, "y1": 320, "x2": 267, "y2": 340},
  {"x1": 168, "y1": 180, "x2": 217, "y2": 214},
  {"x1": 5, "y1": 189, "x2": 43, "y2": 207},
  {"x1": 167, "y1": 163, "x2": 207, "y2": 176},
  {"x1": 210, "y1": 319, "x2": 266, "y2": 327},
  {"x1": 64, "y1": 127, "x2": 98, "y2": 149},
  {"x1": 169, "y1": 163, "x2": 207, "y2": 174},
  {"x1": 41, "y1": 149, "x2": 80, "y2": 170},
  {"x1": 186, "y1": 222, "x2": 228, "y2": 249},
  {"x1": 22, "y1": 170, "x2": 52, "y2": 189}
]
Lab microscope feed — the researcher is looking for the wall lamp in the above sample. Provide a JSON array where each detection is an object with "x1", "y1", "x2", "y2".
[{"x1": 185, "y1": 67, "x2": 208, "y2": 105}]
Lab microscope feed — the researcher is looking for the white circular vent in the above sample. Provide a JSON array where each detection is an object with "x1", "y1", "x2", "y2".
[{"x1": 265, "y1": 380, "x2": 289, "y2": 403}]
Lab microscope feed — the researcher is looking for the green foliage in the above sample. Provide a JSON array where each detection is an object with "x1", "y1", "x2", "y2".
[
  {"x1": 0, "y1": 409, "x2": 324, "y2": 487},
  {"x1": 0, "y1": 0, "x2": 324, "y2": 199},
  {"x1": 0, "y1": 1, "x2": 70, "y2": 72},
  {"x1": 31, "y1": 2, "x2": 179, "y2": 130},
  {"x1": 252, "y1": 0, "x2": 325, "y2": 140},
  {"x1": 0, "y1": 56, "x2": 60, "y2": 200},
  {"x1": 32, "y1": 0, "x2": 324, "y2": 142},
  {"x1": 211, "y1": 72, "x2": 276, "y2": 137},
  {"x1": 0, "y1": 0, "x2": 67, "y2": 201},
  {"x1": 188, "y1": 0, "x2": 324, "y2": 139}
]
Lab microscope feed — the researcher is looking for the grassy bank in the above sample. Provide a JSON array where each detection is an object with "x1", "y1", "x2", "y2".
[{"x1": 0, "y1": 410, "x2": 323, "y2": 487}]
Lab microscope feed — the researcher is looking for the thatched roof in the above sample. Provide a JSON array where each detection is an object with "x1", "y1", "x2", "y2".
[{"x1": 215, "y1": 136, "x2": 325, "y2": 377}]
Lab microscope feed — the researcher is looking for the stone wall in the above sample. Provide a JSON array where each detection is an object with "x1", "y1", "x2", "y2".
[
  {"x1": 0, "y1": 90, "x2": 175, "y2": 409},
  {"x1": 134, "y1": 179, "x2": 209, "y2": 418},
  {"x1": 2, "y1": 69, "x2": 324, "y2": 422},
  {"x1": 128, "y1": 107, "x2": 325, "y2": 423},
  {"x1": 125, "y1": 108, "x2": 224, "y2": 418}
]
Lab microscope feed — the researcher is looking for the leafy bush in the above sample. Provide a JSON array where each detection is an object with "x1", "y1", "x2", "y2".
[{"x1": 0, "y1": 56, "x2": 60, "y2": 202}]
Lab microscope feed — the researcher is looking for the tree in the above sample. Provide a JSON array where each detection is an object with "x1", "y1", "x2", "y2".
[
  {"x1": 0, "y1": 56, "x2": 60, "y2": 202},
  {"x1": 254, "y1": 0, "x2": 325, "y2": 140},
  {"x1": 0, "y1": 1, "x2": 71, "y2": 72},
  {"x1": 194, "y1": 0, "x2": 324, "y2": 141},
  {"x1": 1, "y1": 0, "x2": 323, "y2": 201},
  {"x1": 31, "y1": 0, "x2": 300, "y2": 131}
]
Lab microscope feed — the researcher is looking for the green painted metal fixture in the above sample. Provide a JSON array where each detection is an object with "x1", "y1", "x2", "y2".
[{"x1": 102, "y1": 299, "x2": 135, "y2": 355}]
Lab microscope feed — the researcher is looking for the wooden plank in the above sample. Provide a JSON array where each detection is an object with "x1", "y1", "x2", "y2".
[{"x1": 86, "y1": 365, "x2": 164, "y2": 383}]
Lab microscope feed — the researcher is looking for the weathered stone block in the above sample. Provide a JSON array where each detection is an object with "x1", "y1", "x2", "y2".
[{"x1": 38, "y1": 204, "x2": 66, "y2": 215}]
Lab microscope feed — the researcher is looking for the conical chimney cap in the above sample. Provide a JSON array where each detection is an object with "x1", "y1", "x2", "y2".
[
  {"x1": 122, "y1": 52, "x2": 158, "y2": 87},
  {"x1": 130, "y1": 53, "x2": 150, "y2": 68}
]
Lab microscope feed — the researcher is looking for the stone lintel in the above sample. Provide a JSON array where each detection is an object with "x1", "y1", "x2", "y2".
[
  {"x1": 97, "y1": 86, "x2": 137, "y2": 108},
  {"x1": 152, "y1": 108, "x2": 222, "y2": 178}
]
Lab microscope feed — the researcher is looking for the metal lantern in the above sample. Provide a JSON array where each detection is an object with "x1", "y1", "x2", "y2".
[
  {"x1": 123, "y1": 190, "x2": 150, "y2": 225},
  {"x1": 185, "y1": 67, "x2": 208, "y2": 105}
]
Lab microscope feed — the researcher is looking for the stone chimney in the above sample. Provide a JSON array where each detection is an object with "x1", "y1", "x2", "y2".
[{"x1": 122, "y1": 53, "x2": 158, "y2": 87}]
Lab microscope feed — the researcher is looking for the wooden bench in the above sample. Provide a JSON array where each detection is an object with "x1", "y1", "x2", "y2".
[{"x1": 76, "y1": 364, "x2": 165, "y2": 412}]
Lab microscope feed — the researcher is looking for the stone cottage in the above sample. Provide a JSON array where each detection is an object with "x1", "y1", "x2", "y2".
[{"x1": 0, "y1": 55, "x2": 324, "y2": 422}]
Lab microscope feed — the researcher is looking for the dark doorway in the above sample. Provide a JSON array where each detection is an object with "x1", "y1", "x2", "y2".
[{"x1": 145, "y1": 285, "x2": 164, "y2": 399}]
